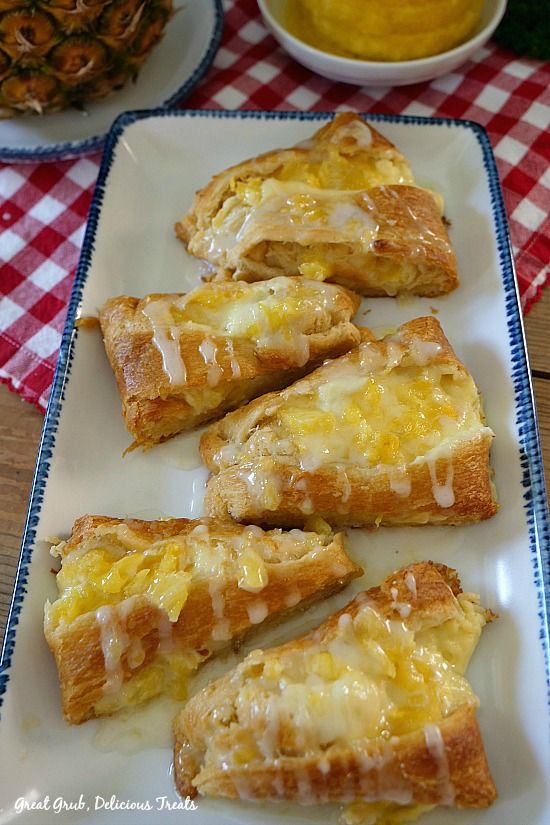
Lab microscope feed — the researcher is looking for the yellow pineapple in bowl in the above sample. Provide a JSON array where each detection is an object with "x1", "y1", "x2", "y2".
[{"x1": 0, "y1": 0, "x2": 173, "y2": 115}]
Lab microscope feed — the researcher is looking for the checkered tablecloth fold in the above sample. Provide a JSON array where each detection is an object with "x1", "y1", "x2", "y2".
[{"x1": 1, "y1": 0, "x2": 548, "y2": 412}]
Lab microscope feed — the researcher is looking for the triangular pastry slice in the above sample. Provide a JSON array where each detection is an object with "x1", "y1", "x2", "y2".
[
  {"x1": 176, "y1": 113, "x2": 458, "y2": 297},
  {"x1": 201, "y1": 317, "x2": 497, "y2": 528},
  {"x1": 99, "y1": 277, "x2": 360, "y2": 449},
  {"x1": 44, "y1": 515, "x2": 361, "y2": 723},
  {"x1": 173, "y1": 561, "x2": 497, "y2": 822}
]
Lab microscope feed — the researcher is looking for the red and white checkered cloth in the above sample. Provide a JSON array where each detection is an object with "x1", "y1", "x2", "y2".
[{"x1": 1, "y1": 0, "x2": 549, "y2": 412}]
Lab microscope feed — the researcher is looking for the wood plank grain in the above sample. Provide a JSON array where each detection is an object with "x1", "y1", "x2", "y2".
[
  {"x1": 0, "y1": 388, "x2": 42, "y2": 641},
  {"x1": 524, "y1": 288, "x2": 550, "y2": 377},
  {"x1": 533, "y1": 377, "x2": 550, "y2": 492}
]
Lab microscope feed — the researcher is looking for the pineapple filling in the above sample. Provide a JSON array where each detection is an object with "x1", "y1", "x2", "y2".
[
  {"x1": 93, "y1": 649, "x2": 202, "y2": 715},
  {"x1": 205, "y1": 179, "x2": 380, "y2": 263},
  {"x1": 274, "y1": 144, "x2": 414, "y2": 190},
  {"x1": 140, "y1": 276, "x2": 346, "y2": 387},
  {"x1": 232, "y1": 358, "x2": 484, "y2": 473},
  {"x1": 276, "y1": 367, "x2": 478, "y2": 469},
  {"x1": 46, "y1": 523, "x2": 329, "y2": 630},
  {"x1": 46, "y1": 522, "x2": 333, "y2": 710},
  {"x1": 47, "y1": 539, "x2": 194, "y2": 628},
  {"x1": 223, "y1": 592, "x2": 484, "y2": 766},
  {"x1": 167, "y1": 276, "x2": 338, "y2": 339}
]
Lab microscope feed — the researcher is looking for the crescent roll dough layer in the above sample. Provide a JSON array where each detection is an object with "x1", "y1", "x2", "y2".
[
  {"x1": 44, "y1": 515, "x2": 361, "y2": 724},
  {"x1": 173, "y1": 560, "x2": 497, "y2": 821},
  {"x1": 201, "y1": 317, "x2": 498, "y2": 528},
  {"x1": 176, "y1": 113, "x2": 458, "y2": 297},
  {"x1": 99, "y1": 277, "x2": 360, "y2": 449}
]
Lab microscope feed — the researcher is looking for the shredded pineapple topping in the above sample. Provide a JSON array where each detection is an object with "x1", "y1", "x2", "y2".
[
  {"x1": 275, "y1": 366, "x2": 471, "y2": 469},
  {"x1": 274, "y1": 140, "x2": 413, "y2": 191},
  {"x1": 47, "y1": 521, "x2": 327, "y2": 628},
  {"x1": 202, "y1": 587, "x2": 486, "y2": 775},
  {"x1": 215, "y1": 335, "x2": 488, "y2": 475},
  {"x1": 45, "y1": 521, "x2": 333, "y2": 713}
]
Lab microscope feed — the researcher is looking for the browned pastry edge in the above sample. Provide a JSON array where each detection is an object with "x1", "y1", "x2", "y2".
[
  {"x1": 173, "y1": 561, "x2": 497, "y2": 809},
  {"x1": 44, "y1": 515, "x2": 362, "y2": 724},
  {"x1": 200, "y1": 317, "x2": 498, "y2": 528},
  {"x1": 175, "y1": 706, "x2": 495, "y2": 808},
  {"x1": 98, "y1": 282, "x2": 361, "y2": 448},
  {"x1": 209, "y1": 185, "x2": 458, "y2": 297}
]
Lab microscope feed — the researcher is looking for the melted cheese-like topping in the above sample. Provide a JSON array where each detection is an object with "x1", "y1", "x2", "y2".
[
  {"x1": 205, "y1": 179, "x2": 380, "y2": 264},
  {"x1": 46, "y1": 523, "x2": 329, "y2": 630},
  {"x1": 46, "y1": 523, "x2": 333, "y2": 709},
  {"x1": 212, "y1": 587, "x2": 486, "y2": 792},
  {"x1": 141, "y1": 277, "x2": 346, "y2": 386},
  {"x1": 226, "y1": 339, "x2": 490, "y2": 478}
]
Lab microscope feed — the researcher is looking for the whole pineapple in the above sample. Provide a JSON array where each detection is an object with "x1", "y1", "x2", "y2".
[{"x1": 0, "y1": 0, "x2": 173, "y2": 115}]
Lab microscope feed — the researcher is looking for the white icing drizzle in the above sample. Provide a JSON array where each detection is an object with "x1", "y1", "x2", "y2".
[
  {"x1": 406, "y1": 335, "x2": 443, "y2": 366},
  {"x1": 190, "y1": 523, "x2": 209, "y2": 537},
  {"x1": 296, "y1": 768, "x2": 316, "y2": 804},
  {"x1": 118, "y1": 599, "x2": 145, "y2": 669},
  {"x1": 337, "y1": 612, "x2": 353, "y2": 633},
  {"x1": 405, "y1": 571, "x2": 417, "y2": 599},
  {"x1": 259, "y1": 694, "x2": 280, "y2": 759},
  {"x1": 272, "y1": 774, "x2": 285, "y2": 797},
  {"x1": 142, "y1": 299, "x2": 186, "y2": 386},
  {"x1": 209, "y1": 575, "x2": 231, "y2": 641},
  {"x1": 388, "y1": 466, "x2": 411, "y2": 497},
  {"x1": 96, "y1": 605, "x2": 130, "y2": 696},
  {"x1": 389, "y1": 586, "x2": 412, "y2": 619},
  {"x1": 329, "y1": 119, "x2": 373, "y2": 148},
  {"x1": 427, "y1": 455, "x2": 455, "y2": 508},
  {"x1": 284, "y1": 587, "x2": 302, "y2": 608},
  {"x1": 213, "y1": 180, "x2": 379, "y2": 258},
  {"x1": 318, "y1": 756, "x2": 330, "y2": 775},
  {"x1": 225, "y1": 338, "x2": 241, "y2": 379},
  {"x1": 232, "y1": 774, "x2": 255, "y2": 801},
  {"x1": 198, "y1": 337, "x2": 223, "y2": 387},
  {"x1": 246, "y1": 600, "x2": 269, "y2": 625},
  {"x1": 300, "y1": 497, "x2": 314, "y2": 515},
  {"x1": 337, "y1": 464, "x2": 351, "y2": 508},
  {"x1": 424, "y1": 723, "x2": 455, "y2": 805},
  {"x1": 156, "y1": 609, "x2": 174, "y2": 653}
]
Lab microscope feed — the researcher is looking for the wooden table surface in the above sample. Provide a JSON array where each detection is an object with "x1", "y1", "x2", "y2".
[{"x1": 1, "y1": 290, "x2": 549, "y2": 643}]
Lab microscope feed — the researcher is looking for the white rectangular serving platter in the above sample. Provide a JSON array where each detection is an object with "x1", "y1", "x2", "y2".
[{"x1": 0, "y1": 110, "x2": 549, "y2": 825}]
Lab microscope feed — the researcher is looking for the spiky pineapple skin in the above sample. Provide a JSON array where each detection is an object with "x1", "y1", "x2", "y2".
[{"x1": 0, "y1": 0, "x2": 173, "y2": 115}]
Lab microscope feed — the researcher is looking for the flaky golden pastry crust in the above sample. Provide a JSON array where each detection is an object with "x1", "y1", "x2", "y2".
[
  {"x1": 176, "y1": 113, "x2": 458, "y2": 297},
  {"x1": 44, "y1": 515, "x2": 361, "y2": 724},
  {"x1": 99, "y1": 278, "x2": 360, "y2": 449},
  {"x1": 173, "y1": 561, "x2": 497, "y2": 811},
  {"x1": 201, "y1": 317, "x2": 498, "y2": 528}
]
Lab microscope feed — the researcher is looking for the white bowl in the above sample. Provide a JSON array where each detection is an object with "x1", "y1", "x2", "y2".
[{"x1": 257, "y1": 0, "x2": 507, "y2": 86}]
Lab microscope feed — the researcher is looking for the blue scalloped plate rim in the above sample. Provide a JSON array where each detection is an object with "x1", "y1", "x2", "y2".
[
  {"x1": 1, "y1": 108, "x2": 548, "y2": 727},
  {"x1": 0, "y1": 0, "x2": 223, "y2": 163}
]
